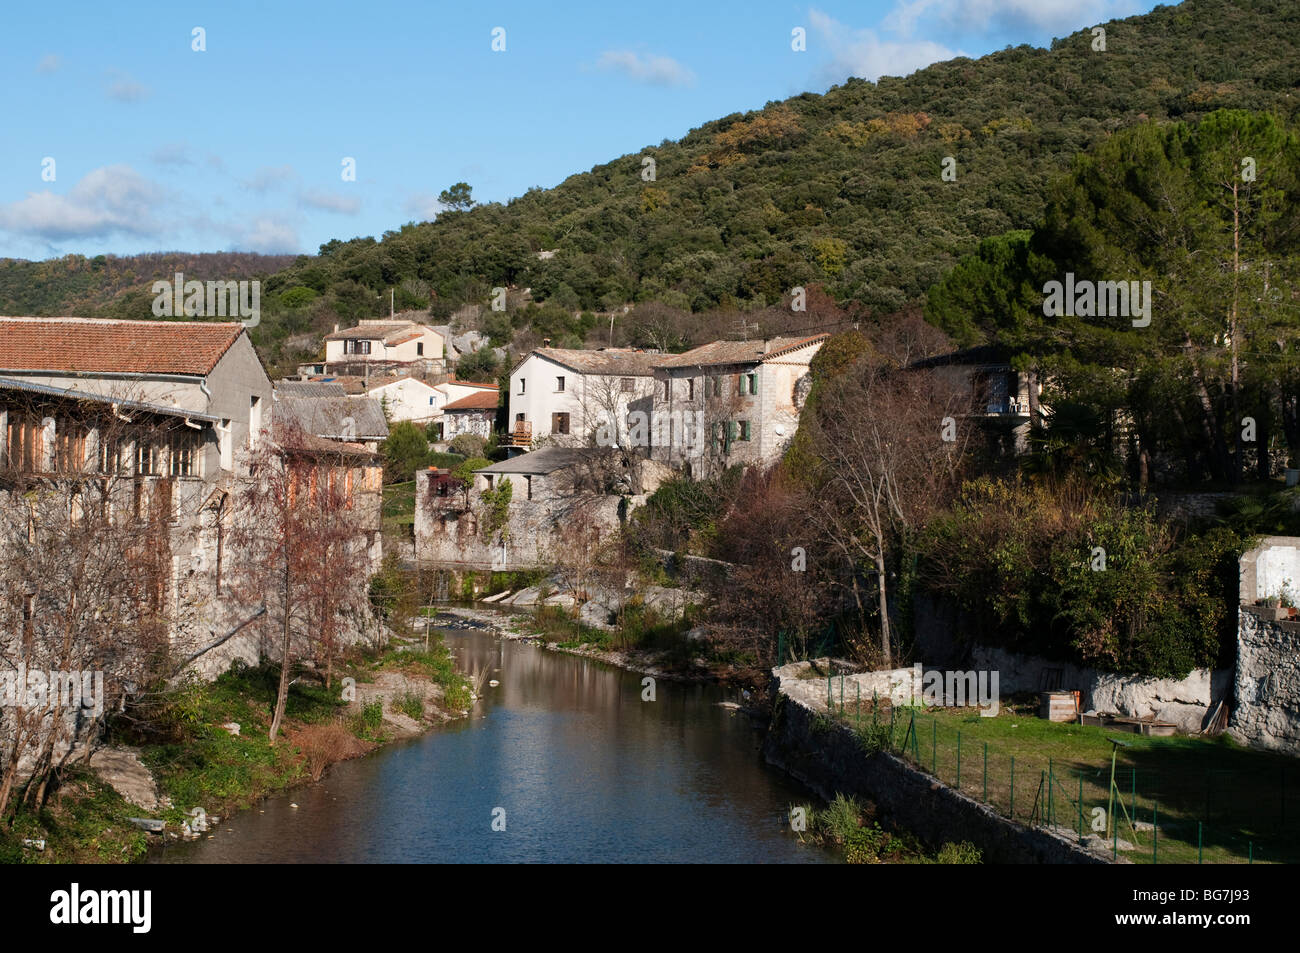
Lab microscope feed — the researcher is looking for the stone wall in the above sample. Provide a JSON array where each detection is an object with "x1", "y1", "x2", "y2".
[
  {"x1": 763, "y1": 673, "x2": 1111, "y2": 864},
  {"x1": 1229, "y1": 606, "x2": 1300, "y2": 753},
  {"x1": 968, "y1": 645, "x2": 1229, "y2": 734}
]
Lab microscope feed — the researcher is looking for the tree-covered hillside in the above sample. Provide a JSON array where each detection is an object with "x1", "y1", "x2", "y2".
[{"x1": 2, "y1": 0, "x2": 1297, "y2": 378}]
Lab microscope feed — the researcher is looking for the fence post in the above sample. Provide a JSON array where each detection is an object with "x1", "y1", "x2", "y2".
[
  {"x1": 1048, "y1": 757, "x2": 1053, "y2": 827},
  {"x1": 1153, "y1": 802, "x2": 1158, "y2": 864},
  {"x1": 932, "y1": 715, "x2": 937, "y2": 774},
  {"x1": 1077, "y1": 772, "x2": 1083, "y2": 842},
  {"x1": 956, "y1": 731, "x2": 962, "y2": 789},
  {"x1": 1010, "y1": 756, "x2": 1015, "y2": 819}
]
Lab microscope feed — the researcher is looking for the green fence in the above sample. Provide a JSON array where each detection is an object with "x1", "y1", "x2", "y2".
[{"x1": 819, "y1": 678, "x2": 1297, "y2": 864}]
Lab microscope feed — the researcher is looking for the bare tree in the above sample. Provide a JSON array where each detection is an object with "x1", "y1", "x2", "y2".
[
  {"x1": 0, "y1": 391, "x2": 173, "y2": 817},
  {"x1": 806, "y1": 357, "x2": 972, "y2": 662},
  {"x1": 227, "y1": 422, "x2": 374, "y2": 741}
]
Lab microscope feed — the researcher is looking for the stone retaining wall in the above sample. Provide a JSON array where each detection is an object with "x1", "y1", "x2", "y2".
[{"x1": 762, "y1": 678, "x2": 1112, "y2": 864}]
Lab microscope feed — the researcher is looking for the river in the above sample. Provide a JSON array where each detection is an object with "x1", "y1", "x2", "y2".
[{"x1": 156, "y1": 623, "x2": 832, "y2": 863}]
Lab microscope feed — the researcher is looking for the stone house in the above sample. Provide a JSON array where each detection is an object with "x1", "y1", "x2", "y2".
[
  {"x1": 414, "y1": 447, "x2": 629, "y2": 571},
  {"x1": 441, "y1": 389, "x2": 498, "y2": 442},
  {"x1": 650, "y1": 334, "x2": 827, "y2": 476},
  {"x1": 0, "y1": 317, "x2": 381, "y2": 679},
  {"x1": 907, "y1": 345, "x2": 1045, "y2": 456}
]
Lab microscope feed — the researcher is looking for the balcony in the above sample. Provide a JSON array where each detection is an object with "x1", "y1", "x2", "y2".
[{"x1": 504, "y1": 421, "x2": 533, "y2": 448}]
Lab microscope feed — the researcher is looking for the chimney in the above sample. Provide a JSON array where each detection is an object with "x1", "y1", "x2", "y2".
[
  {"x1": 543, "y1": 338, "x2": 551, "y2": 347},
  {"x1": 334, "y1": 323, "x2": 340, "y2": 333}
]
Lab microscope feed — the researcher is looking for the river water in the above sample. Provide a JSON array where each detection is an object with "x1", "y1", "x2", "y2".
[{"x1": 157, "y1": 624, "x2": 832, "y2": 863}]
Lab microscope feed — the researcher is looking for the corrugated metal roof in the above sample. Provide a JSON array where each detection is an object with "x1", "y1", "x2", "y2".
[{"x1": 0, "y1": 376, "x2": 222, "y2": 423}]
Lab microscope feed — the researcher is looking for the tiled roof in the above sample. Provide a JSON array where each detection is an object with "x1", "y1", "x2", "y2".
[
  {"x1": 275, "y1": 396, "x2": 390, "y2": 440},
  {"x1": 277, "y1": 380, "x2": 347, "y2": 397},
  {"x1": 442, "y1": 378, "x2": 498, "y2": 389},
  {"x1": 0, "y1": 317, "x2": 244, "y2": 376},
  {"x1": 653, "y1": 334, "x2": 830, "y2": 370},
  {"x1": 324, "y1": 320, "x2": 440, "y2": 344},
  {"x1": 517, "y1": 347, "x2": 660, "y2": 376},
  {"x1": 442, "y1": 391, "x2": 499, "y2": 411},
  {"x1": 476, "y1": 447, "x2": 602, "y2": 475}
]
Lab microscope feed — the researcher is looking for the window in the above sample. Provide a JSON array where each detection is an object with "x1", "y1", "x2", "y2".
[
  {"x1": 98, "y1": 435, "x2": 123, "y2": 474},
  {"x1": 662, "y1": 379, "x2": 670, "y2": 400},
  {"x1": 738, "y1": 420, "x2": 752, "y2": 441},
  {"x1": 170, "y1": 428, "x2": 200, "y2": 477},
  {"x1": 556, "y1": 375, "x2": 565, "y2": 392},
  {"x1": 249, "y1": 396, "x2": 263, "y2": 448},
  {"x1": 428, "y1": 395, "x2": 434, "y2": 405},
  {"x1": 136, "y1": 439, "x2": 160, "y2": 476},
  {"x1": 620, "y1": 377, "x2": 634, "y2": 393},
  {"x1": 345, "y1": 339, "x2": 372, "y2": 355},
  {"x1": 740, "y1": 373, "x2": 757, "y2": 395},
  {"x1": 518, "y1": 378, "x2": 526, "y2": 395},
  {"x1": 709, "y1": 377, "x2": 722, "y2": 398},
  {"x1": 552, "y1": 412, "x2": 570, "y2": 435},
  {"x1": 5, "y1": 414, "x2": 42, "y2": 471},
  {"x1": 525, "y1": 475, "x2": 533, "y2": 500},
  {"x1": 53, "y1": 421, "x2": 87, "y2": 473},
  {"x1": 219, "y1": 419, "x2": 232, "y2": 470},
  {"x1": 417, "y1": 342, "x2": 424, "y2": 356},
  {"x1": 687, "y1": 378, "x2": 695, "y2": 401}
]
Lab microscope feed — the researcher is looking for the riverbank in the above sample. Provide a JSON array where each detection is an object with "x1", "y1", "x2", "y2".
[{"x1": 0, "y1": 631, "x2": 472, "y2": 864}]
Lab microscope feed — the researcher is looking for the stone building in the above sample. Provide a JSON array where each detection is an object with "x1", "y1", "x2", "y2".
[{"x1": 650, "y1": 334, "x2": 827, "y2": 476}]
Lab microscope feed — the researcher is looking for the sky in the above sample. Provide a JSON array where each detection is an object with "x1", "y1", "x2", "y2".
[{"x1": 0, "y1": 0, "x2": 1161, "y2": 261}]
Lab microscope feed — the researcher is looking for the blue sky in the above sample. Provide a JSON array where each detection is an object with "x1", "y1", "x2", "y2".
[{"x1": 0, "y1": 0, "x2": 1159, "y2": 260}]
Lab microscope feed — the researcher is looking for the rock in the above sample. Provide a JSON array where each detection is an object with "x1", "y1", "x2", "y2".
[
  {"x1": 89, "y1": 746, "x2": 160, "y2": 812},
  {"x1": 222, "y1": 722, "x2": 241, "y2": 736}
]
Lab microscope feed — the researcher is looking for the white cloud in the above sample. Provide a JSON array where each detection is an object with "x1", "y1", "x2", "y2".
[
  {"x1": 0, "y1": 165, "x2": 165, "y2": 241},
  {"x1": 883, "y1": 0, "x2": 1140, "y2": 39},
  {"x1": 403, "y1": 192, "x2": 443, "y2": 221},
  {"x1": 36, "y1": 54, "x2": 60, "y2": 74},
  {"x1": 300, "y1": 189, "x2": 360, "y2": 214},
  {"x1": 230, "y1": 217, "x2": 300, "y2": 254},
  {"x1": 151, "y1": 143, "x2": 194, "y2": 167},
  {"x1": 106, "y1": 69, "x2": 150, "y2": 103},
  {"x1": 595, "y1": 50, "x2": 696, "y2": 87},
  {"x1": 241, "y1": 165, "x2": 298, "y2": 192},
  {"x1": 809, "y1": 9, "x2": 959, "y2": 83}
]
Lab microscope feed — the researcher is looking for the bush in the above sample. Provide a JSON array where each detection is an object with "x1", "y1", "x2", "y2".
[{"x1": 449, "y1": 433, "x2": 487, "y2": 457}]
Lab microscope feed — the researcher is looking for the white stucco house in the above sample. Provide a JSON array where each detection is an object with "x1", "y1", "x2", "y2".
[
  {"x1": 507, "y1": 347, "x2": 658, "y2": 451},
  {"x1": 366, "y1": 375, "x2": 444, "y2": 425},
  {"x1": 323, "y1": 316, "x2": 445, "y2": 376}
]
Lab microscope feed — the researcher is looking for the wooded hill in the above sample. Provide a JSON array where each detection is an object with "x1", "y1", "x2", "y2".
[{"x1": 1, "y1": 0, "x2": 1297, "y2": 378}]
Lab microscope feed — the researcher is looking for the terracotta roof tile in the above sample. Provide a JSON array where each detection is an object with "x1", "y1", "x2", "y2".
[
  {"x1": 653, "y1": 334, "x2": 829, "y2": 369},
  {"x1": 442, "y1": 391, "x2": 499, "y2": 411},
  {"x1": 0, "y1": 317, "x2": 244, "y2": 376}
]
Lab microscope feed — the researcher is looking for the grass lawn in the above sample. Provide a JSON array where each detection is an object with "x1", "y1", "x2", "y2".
[
  {"x1": 382, "y1": 480, "x2": 416, "y2": 536},
  {"x1": 830, "y1": 693, "x2": 1300, "y2": 864}
]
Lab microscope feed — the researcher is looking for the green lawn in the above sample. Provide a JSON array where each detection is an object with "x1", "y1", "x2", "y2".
[
  {"x1": 382, "y1": 480, "x2": 416, "y2": 536},
  {"x1": 828, "y1": 694, "x2": 1299, "y2": 864}
]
